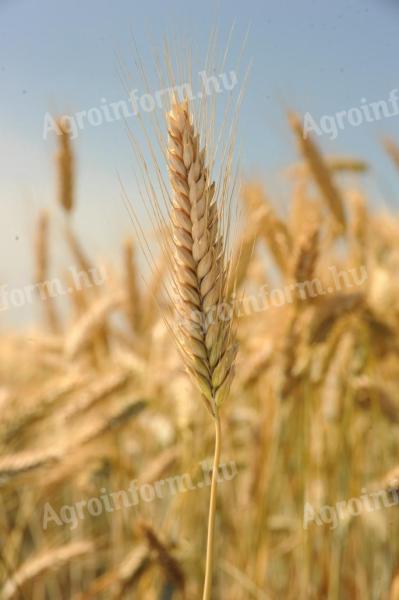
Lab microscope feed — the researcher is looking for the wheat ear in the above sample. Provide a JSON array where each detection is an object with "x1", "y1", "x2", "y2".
[
  {"x1": 288, "y1": 112, "x2": 346, "y2": 231},
  {"x1": 167, "y1": 99, "x2": 235, "y2": 415},
  {"x1": 167, "y1": 98, "x2": 236, "y2": 600},
  {"x1": 56, "y1": 119, "x2": 74, "y2": 213}
]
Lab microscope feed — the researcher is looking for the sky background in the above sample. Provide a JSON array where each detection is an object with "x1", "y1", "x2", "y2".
[{"x1": 1, "y1": 0, "x2": 399, "y2": 326}]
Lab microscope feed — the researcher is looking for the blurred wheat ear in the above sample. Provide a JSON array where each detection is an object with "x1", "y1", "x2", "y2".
[
  {"x1": 288, "y1": 111, "x2": 346, "y2": 233},
  {"x1": 55, "y1": 119, "x2": 74, "y2": 214}
]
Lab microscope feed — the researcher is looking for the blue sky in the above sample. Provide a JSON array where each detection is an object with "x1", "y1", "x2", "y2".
[{"x1": 1, "y1": 0, "x2": 399, "y2": 324}]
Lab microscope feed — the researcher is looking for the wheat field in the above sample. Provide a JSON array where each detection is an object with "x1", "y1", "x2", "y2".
[{"x1": 2, "y1": 91, "x2": 399, "y2": 600}]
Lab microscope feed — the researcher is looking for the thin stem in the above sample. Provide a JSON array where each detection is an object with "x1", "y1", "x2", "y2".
[{"x1": 202, "y1": 414, "x2": 222, "y2": 600}]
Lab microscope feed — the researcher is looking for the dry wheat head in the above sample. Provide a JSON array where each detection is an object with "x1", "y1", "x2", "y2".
[
  {"x1": 167, "y1": 98, "x2": 236, "y2": 417},
  {"x1": 56, "y1": 119, "x2": 74, "y2": 213}
]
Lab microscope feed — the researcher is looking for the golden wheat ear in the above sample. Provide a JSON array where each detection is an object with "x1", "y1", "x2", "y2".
[
  {"x1": 167, "y1": 98, "x2": 236, "y2": 418},
  {"x1": 288, "y1": 111, "x2": 346, "y2": 232},
  {"x1": 166, "y1": 97, "x2": 237, "y2": 600},
  {"x1": 55, "y1": 119, "x2": 74, "y2": 214}
]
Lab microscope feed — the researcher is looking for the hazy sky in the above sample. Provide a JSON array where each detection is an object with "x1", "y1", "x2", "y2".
[{"x1": 1, "y1": 0, "x2": 399, "y2": 325}]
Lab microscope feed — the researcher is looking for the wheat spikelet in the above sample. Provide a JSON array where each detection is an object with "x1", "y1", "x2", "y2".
[
  {"x1": 55, "y1": 119, "x2": 74, "y2": 213},
  {"x1": 167, "y1": 99, "x2": 236, "y2": 417},
  {"x1": 289, "y1": 112, "x2": 346, "y2": 230}
]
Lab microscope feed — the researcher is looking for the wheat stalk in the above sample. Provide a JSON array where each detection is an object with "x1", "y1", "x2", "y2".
[
  {"x1": 166, "y1": 98, "x2": 236, "y2": 600},
  {"x1": 34, "y1": 211, "x2": 60, "y2": 332},
  {"x1": 123, "y1": 237, "x2": 141, "y2": 333}
]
